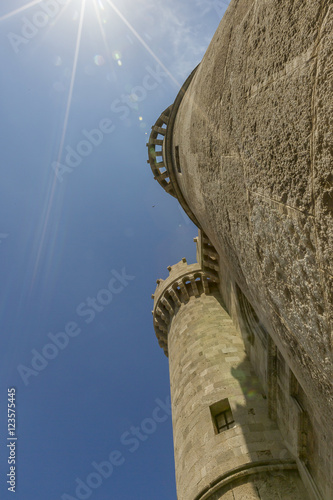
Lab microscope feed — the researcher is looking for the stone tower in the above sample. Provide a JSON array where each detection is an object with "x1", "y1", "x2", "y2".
[
  {"x1": 148, "y1": 1, "x2": 332, "y2": 499},
  {"x1": 152, "y1": 250, "x2": 309, "y2": 500}
]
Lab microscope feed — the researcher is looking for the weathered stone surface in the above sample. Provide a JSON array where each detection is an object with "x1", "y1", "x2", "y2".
[
  {"x1": 164, "y1": 284, "x2": 300, "y2": 500},
  {"x1": 170, "y1": 0, "x2": 332, "y2": 453},
  {"x1": 313, "y1": 6, "x2": 333, "y2": 276}
]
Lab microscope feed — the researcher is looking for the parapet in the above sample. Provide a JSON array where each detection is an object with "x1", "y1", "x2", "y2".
[
  {"x1": 152, "y1": 256, "x2": 219, "y2": 357},
  {"x1": 147, "y1": 66, "x2": 200, "y2": 228},
  {"x1": 147, "y1": 105, "x2": 176, "y2": 197}
]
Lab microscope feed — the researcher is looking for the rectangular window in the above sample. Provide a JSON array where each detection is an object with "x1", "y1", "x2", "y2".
[
  {"x1": 215, "y1": 409, "x2": 235, "y2": 432},
  {"x1": 175, "y1": 145, "x2": 181, "y2": 173},
  {"x1": 210, "y1": 398, "x2": 235, "y2": 434}
]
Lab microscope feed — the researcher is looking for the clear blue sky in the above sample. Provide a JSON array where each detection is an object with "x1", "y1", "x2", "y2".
[{"x1": 0, "y1": 1, "x2": 230, "y2": 498}]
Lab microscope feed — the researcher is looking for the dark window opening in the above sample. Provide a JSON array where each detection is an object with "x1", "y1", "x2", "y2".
[
  {"x1": 215, "y1": 409, "x2": 235, "y2": 432},
  {"x1": 210, "y1": 398, "x2": 235, "y2": 434},
  {"x1": 175, "y1": 145, "x2": 181, "y2": 173}
]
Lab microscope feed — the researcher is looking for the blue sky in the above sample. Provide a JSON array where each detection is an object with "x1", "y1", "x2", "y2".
[{"x1": 0, "y1": 1, "x2": 230, "y2": 498}]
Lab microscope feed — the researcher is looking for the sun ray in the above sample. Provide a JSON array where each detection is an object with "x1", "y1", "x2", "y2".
[
  {"x1": 31, "y1": 0, "x2": 87, "y2": 289},
  {"x1": 46, "y1": 0, "x2": 73, "y2": 31},
  {"x1": 92, "y1": 0, "x2": 114, "y2": 68},
  {"x1": 0, "y1": 0, "x2": 43, "y2": 22},
  {"x1": 56, "y1": 1, "x2": 87, "y2": 160},
  {"x1": 105, "y1": 0, "x2": 181, "y2": 88}
]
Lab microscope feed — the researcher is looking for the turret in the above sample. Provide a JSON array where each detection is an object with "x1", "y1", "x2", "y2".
[{"x1": 152, "y1": 239, "x2": 308, "y2": 500}]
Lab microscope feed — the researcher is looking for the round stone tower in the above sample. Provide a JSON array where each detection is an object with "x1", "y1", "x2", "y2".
[{"x1": 152, "y1": 256, "x2": 309, "y2": 500}]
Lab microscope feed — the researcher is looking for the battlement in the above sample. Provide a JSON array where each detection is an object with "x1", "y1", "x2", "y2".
[
  {"x1": 152, "y1": 257, "x2": 219, "y2": 356},
  {"x1": 147, "y1": 105, "x2": 176, "y2": 197},
  {"x1": 147, "y1": 66, "x2": 200, "y2": 228}
]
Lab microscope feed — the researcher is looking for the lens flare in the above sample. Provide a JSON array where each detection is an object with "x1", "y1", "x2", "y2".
[
  {"x1": 94, "y1": 55, "x2": 105, "y2": 66},
  {"x1": 112, "y1": 50, "x2": 121, "y2": 60}
]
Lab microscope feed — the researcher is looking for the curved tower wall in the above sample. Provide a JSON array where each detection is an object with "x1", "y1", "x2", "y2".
[
  {"x1": 169, "y1": 0, "x2": 333, "y2": 428},
  {"x1": 152, "y1": 260, "x2": 308, "y2": 500},
  {"x1": 147, "y1": 1, "x2": 332, "y2": 497}
]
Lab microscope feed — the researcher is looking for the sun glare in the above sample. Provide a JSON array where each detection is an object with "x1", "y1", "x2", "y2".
[
  {"x1": 31, "y1": 0, "x2": 87, "y2": 286},
  {"x1": 0, "y1": 0, "x2": 41, "y2": 22},
  {"x1": 1, "y1": 0, "x2": 179, "y2": 285}
]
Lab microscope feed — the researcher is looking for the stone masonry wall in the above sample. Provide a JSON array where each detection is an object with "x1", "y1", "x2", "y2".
[
  {"x1": 170, "y1": 2, "x2": 332, "y2": 496},
  {"x1": 167, "y1": 291, "x2": 308, "y2": 500}
]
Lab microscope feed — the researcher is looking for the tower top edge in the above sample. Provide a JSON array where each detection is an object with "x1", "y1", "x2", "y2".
[{"x1": 146, "y1": 65, "x2": 201, "y2": 228}]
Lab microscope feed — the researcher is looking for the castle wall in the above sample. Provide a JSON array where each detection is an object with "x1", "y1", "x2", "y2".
[
  {"x1": 169, "y1": 2, "x2": 332, "y2": 496},
  {"x1": 216, "y1": 259, "x2": 332, "y2": 500}
]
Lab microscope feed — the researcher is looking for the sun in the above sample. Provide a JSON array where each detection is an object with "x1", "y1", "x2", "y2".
[{"x1": 0, "y1": 0, "x2": 177, "y2": 282}]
